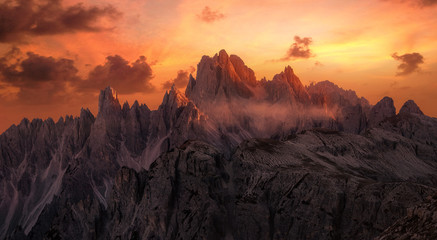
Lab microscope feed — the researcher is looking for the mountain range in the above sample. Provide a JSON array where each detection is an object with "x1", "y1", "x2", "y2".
[{"x1": 1, "y1": 50, "x2": 437, "y2": 239}]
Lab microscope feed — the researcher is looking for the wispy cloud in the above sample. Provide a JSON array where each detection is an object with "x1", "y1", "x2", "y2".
[{"x1": 198, "y1": 6, "x2": 225, "y2": 23}]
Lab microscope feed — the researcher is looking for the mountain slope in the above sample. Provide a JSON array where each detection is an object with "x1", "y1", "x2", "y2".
[{"x1": 1, "y1": 50, "x2": 437, "y2": 239}]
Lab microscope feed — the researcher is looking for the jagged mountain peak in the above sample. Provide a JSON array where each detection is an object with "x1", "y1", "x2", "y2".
[
  {"x1": 229, "y1": 54, "x2": 257, "y2": 87},
  {"x1": 185, "y1": 74, "x2": 196, "y2": 97},
  {"x1": 80, "y1": 108, "x2": 94, "y2": 120},
  {"x1": 188, "y1": 50, "x2": 255, "y2": 104},
  {"x1": 98, "y1": 86, "x2": 120, "y2": 114},
  {"x1": 132, "y1": 100, "x2": 140, "y2": 109},
  {"x1": 399, "y1": 100, "x2": 424, "y2": 115},
  {"x1": 284, "y1": 65, "x2": 294, "y2": 75},
  {"x1": 368, "y1": 96, "x2": 396, "y2": 126},
  {"x1": 122, "y1": 101, "x2": 130, "y2": 112},
  {"x1": 162, "y1": 85, "x2": 189, "y2": 108},
  {"x1": 268, "y1": 65, "x2": 310, "y2": 104},
  {"x1": 215, "y1": 49, "x2": 230, "y2": 65},
  {"x1": 307, "y1": 80, "x2": 367, "y2": 108}
]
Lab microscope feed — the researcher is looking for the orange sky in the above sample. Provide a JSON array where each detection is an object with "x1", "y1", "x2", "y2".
[{"x1": 0, "y1": 0, "x2": 436, "y2": 133}]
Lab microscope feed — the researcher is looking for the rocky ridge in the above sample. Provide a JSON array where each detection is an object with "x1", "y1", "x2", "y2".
[{"x1": 0, "y1": 50, "x2": 437, "y2": 239}]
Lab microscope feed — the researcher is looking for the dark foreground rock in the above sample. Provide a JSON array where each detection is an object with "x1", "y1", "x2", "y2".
[
  {"x1": 376, "y1": 194, "x2": 437, "y2": 240},
  {"x1": 16, "y1": 121, "x2": 437, "y2": 239}
]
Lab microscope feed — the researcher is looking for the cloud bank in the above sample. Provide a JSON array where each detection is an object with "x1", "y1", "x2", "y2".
[
  {"x1": 0, "y1": 48, "x2": 155, "y2": 104},
  {"x1": 0, "y1": 0, "x2": 121, "y2": 43}
]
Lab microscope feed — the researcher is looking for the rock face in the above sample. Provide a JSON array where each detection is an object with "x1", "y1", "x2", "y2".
[
  {"x1": 23, "y1": 124, "x2": 437, "y2": 239},
  {"x1": 186, "y1": 49, "x2": 255, "y2": 104},
  {"x1": 307, "y1": 80, "x2": 370, "y2": 133},
  {"x1": 264, "y1": 66, "x2": 311, "y2": 104},
  {"x1": 1, "y1": 50, "x2": 437, "y2": 239},
  {"x1": 368, "y1": 97, "x2": 396, "y2": 127},
  {"x1": 399, "y1": 100, "x2": 424, "y2": 115},
  {"x1": 24, "y1": 121, "x2": 437, "y2": 240},
  {"x1": 376, "y1": 194, "x2": 437, "y2": 240}
]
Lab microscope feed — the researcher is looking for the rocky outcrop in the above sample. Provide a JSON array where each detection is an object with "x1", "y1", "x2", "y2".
[
  {"x1": 376, "y1": 194, "x2": 437, "y2": 240},
  {"x1": 368, "y1": 97, "x2": 396, "y2": 127},
  {"x1": 105, "y1": 141, "x2": 230, "y2": 239}
]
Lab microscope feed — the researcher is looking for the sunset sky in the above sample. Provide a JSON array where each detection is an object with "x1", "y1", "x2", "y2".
[{"x1": 1, "y1": 0, "x2": 436, "y2": 133}]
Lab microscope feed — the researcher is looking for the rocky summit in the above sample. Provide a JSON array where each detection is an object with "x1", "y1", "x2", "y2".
[{"x1": 1, "y1": 50, "x2": 437, "y2": 239}]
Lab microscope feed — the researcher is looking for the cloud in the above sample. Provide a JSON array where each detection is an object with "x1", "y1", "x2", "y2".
[
  {"x1": 421, "y1": 0, "x2": 437, "y2": 6},
  {"x1": 0, "y1": 48, "x2": 155, "y2": 104},
  {"x1": 280, "y1": 36, "x2": 313, "y2": 61},
  {"x1": 78, "y1": 55, "x2": 155, "y2": 94},
  {"x1": 382, "y1": 0, "x2": 437, "y2": 7},
  {"x1": 162, "y1": 67, "x2": 195, "y2": 90},
  {"x1": 198, "y1": 6, "x2": 225, "y2": 23},
  {"x1": 0, "y1": 0, "x2": 121, "y2": 43},
  {"x1": 392, "y1": 52, "x2": 424, "y2": 76},
  {"x1": 0, "y1": 50, "x2": 80, "y2": 104}
]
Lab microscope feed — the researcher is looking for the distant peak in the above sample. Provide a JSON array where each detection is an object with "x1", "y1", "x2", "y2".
[
  {"x1": 274, "y1": 65, "x2": 299, "y2": 84},
  {"x1": 219, "y1": 49, "x2": 228, "y2": 58},
  {"x1": 80, "y1": 108, "x2": 93, "y2": 118},
  {"x1": 122, "y1": 101, "x2": 130, "y2": 112},
  {"x1": 381, "y1": 96, "x2": 394, "y2": 102},
  {"x1": 170, "y1": 83, "x2": 176, "y2": 91},
  {"x1": 399, "y1": 100, "x2": 423, "y2": 115},
  {"x1": 103, "y1": 86, "x2": 117, "y2": 99},
  {"x1": 98, "y1": 86, "x2": 121, "y2": 114},
  {"x1": 132, "y1": 100, "x2": 139, "y2": 108},
  {"x1": 368, "y1": 96, "x2": 396, "y2": 126},
  {"x1": 284, "y1": 65, "x2": 294, "y2": 74},
  {"x1": 162, "y1": 86, "x2": 189, "y2": 107},
  {"x1": 215, "y1": 49, "x2": 229, "y2": 65}
]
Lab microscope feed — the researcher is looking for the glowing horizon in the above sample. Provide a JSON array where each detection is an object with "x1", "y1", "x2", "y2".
[{"x1": 1, "y1": 0, "x2": 437, "y2": 133}]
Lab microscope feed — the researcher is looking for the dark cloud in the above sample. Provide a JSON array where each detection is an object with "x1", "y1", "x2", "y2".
[
  {"x1": 280, "y1": 36, "x2": 313, "y2": 61},
  {"x1": 198, "y1": 6, "x2": 225, "y2": 23},
  {"x1": 0, "y1": 48, "x2": 155, "y2": 104},
  {"x1": 79, "y1": 55, "x2": 155, "y2": 94},
  {"x1": 392, "y1": 52, "x2": 424, "y2": 76},
  {"x1": 422, "y1": 0, "x2": 437, "y2": 6},
  {"x1": 0, "y1": 0, "x2": 121, "y2": 43},
  {"x1": 382, "y1": 0, "x2": 437, "y2": 7},
  {"x1": 162, "y1": 67, "x2": 195, "y2": 90},
  {"x1": 0, "y1": 50, "x2": 80, "y2": 104}
]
